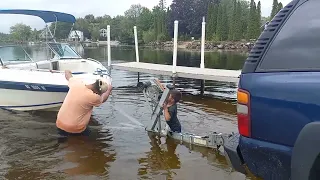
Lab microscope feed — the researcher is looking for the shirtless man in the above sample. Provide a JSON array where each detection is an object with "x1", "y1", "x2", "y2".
[{"x1": 56, "y1": 70, "x2": 112, "y2": 136}]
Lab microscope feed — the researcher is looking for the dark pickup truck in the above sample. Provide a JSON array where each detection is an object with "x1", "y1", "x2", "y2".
[{"x1": 223, "y1": 0, "x2": 320, "y2": 179}]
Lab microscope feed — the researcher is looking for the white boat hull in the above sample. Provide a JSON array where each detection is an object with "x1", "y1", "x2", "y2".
[
  {"x1": 0, "y1": 89, "x2": 66, "y2": 111},
  {"x1": 0, "y1": 65, "x2": 111, "y2": 112},
  {"x1": 0, "y1": 44, "x2": 112, "y2": 112}
]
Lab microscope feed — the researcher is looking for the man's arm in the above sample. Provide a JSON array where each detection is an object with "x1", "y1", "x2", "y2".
[
  {"x1": 101, "y1": 84, "x2": 112, "y2": 103},
  {"x1": 163, "y1": 103, "x2": 171, "y2": 121},
  {"x1": 89, "y1": 84, "x2": 112, "y2": 107},
  {"x1": 65, "y1": 70, "x2": 73, "y2": 81}
]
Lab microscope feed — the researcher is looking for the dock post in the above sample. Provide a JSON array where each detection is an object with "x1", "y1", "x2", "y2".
[
  {"x1": 172, "y1": 20, "x2": 178, "y2": 75},
  {"x1": 200, "y1": 17, "x2": 206, "y2": 95},
  {"x1": 200, "y1": 80, "x2": 205, "y2": 95},
  {"x1": 107, "y1": 25, "x2": 111, "y2": 67},
  {"x1": 200, "y1": 17, "x2": 205, "y2": 69},
  {"x1": 134, "y1": 26, "x2": 140, "y2": 82},
  {"x1": 134, "y1": 26, "x2": 140, "y2": 63}
]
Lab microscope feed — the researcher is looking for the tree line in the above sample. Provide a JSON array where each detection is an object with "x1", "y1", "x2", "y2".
[
  {"x1": 206, "y1": 0, "x2": 262, "y2": 41},
  {"x1": 2, "y1": 0, "x2": 285, "y2": 44}
]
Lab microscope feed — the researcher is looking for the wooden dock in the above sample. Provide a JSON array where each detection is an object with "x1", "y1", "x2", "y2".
[
  {"x1": 105, "y1": 21, "x2": 242, "y2": 84},
  {"x1": 112, "y1": 62, "x2": 241, "y2": 83}
]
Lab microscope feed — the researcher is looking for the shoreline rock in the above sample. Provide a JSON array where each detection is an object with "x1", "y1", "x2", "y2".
[{"x1": 143, "y1": 40, "x2": 255, "y2": 51}]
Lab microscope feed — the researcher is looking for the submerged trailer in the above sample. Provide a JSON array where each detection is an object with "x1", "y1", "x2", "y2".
[{"x1": 136, "y1": 78, "x2": 246, "y2": 174}]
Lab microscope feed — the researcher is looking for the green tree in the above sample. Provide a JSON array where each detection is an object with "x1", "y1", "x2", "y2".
[
  {"x1": 206, "y1": 3, "x2": 215, "y2": 40},
  {"x1": 143, "y1": 30, "x2": 156, "y2": 43},
  {"x1": 75, "y1": 18, "x2": 91, "y2": 39},
  {"x1": 151, "y1": 0, "x2": 170, "y2": 42},
  {"x1": 255, "y1": 1, "x2": 262, "y2": 37},
  {"x1": 84, "y1": 14, "x2": 95, "y2": 23},
  {"x1": 10, "y1": 23, "x2": 32, "y2": 41},
  {"x1": 50, "y1": 22, "x2": 73, "y2": 40},
  {"x1": 216, "y1": 4, "x2": 223, "y2": 41},
  {"x1": 137, "y1": 7, "x2": 154, "y2": 32},
  {"x1": 125, "y1": 4, "x2": 143, "y2": 22},
  {"x1": 0, "y1": 33, "x2": 10, "y2": 42},
  {"x1": 246, "y1": 0, "x2": 256, "y2": 40},
  {"x1": 229, "y1": 0, "x2": 237, "y2": 40},
  {"x1": 270, "y1": 0, "x2": 278, "y2": 20},
  {"x1": 234, "y1": 1, "x2": 242, "y2": 40},
  {"x1": 30, "y1": 28, "x2": 40, "y2": 41},
  {"x1": 277, "y1": 2, "x2": 283, "y2": 12},
  {"x1": 221, "y1": 4, "x2": 229, "y2": 41}
]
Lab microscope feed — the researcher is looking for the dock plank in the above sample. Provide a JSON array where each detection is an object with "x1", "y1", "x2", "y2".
[{"x1": 112, "y1": 62, "x2": 241, "y2": 83}]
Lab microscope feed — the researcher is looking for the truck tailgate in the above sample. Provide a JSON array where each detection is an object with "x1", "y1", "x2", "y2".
[{"x1": 239, "y1": 72, "x2": 320, "y2": 147}]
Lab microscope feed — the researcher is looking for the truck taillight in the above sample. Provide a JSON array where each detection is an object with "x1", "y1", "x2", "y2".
[{"x1": 237, "y1": 89, "x2": 251, "y2": 137}]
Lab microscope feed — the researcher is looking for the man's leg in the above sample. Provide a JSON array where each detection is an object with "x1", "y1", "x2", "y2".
[
  {"x1": 57, "y1": 127, "x2": 90, "y2": 137},
  {"x1": 80, "y1": 126, "x2": 91, "y2": 136},
  {"x1": 57, "y1": 128, "x2": 69, "y2": 143},
  {"x1": 57, "y1": 128, "x2": 69, "y2": 137}
]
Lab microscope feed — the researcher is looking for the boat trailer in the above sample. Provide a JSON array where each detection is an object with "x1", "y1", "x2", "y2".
[{"x1": 136, "y1": 78, "x2": 247, "y2": 174}]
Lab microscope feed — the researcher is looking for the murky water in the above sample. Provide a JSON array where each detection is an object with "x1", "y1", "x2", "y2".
[{"x1": 0, "y1": 45, "x2": 260, "y2": 180}]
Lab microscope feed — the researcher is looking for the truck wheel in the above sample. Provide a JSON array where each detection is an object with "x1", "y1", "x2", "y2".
[
  {"x1": 309, "y1": 154, "x2": 320, "y2": 180},
  {"x1": 291, "y1": 122, "x2": 320, "y2": 180}
]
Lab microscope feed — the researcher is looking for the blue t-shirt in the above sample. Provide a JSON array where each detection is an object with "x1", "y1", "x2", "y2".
[{"x1": 166, "y1": 104, "x2": 181, "y2": 133}]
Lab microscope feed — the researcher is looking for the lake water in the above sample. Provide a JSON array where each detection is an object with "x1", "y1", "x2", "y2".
[{"x1": 0, "y1": 45, "x2": 259, "y2": 180}]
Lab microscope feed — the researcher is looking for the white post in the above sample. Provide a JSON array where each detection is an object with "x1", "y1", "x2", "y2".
[
  {"x1": 200, "y1": 17, "x2": 206, "y2": 69},
  {"x1": 173, "y1": 20, "x2": 178, "y2": 74},
  {"x1": 107, "y1": 25, "x2": 111, "y2": 67},
  {"x1": 134, "y1": 26, "x2": 140, "y2": 63}
]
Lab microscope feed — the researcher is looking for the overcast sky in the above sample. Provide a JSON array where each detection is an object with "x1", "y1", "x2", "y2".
[{"x1": 0, "y1": 0, "x2": 292, "y2": 33}]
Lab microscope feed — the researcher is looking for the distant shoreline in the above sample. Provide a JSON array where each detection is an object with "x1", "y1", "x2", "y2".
[
  {"x1": 141, "y1": 40, "x2": 255, "y2": 52},
  {"x1": 2, "y1": 40, "x2": 252, "y2": 54},
  {"x1": 79, "y1": 40, "x2": 254, "y2": 53}
]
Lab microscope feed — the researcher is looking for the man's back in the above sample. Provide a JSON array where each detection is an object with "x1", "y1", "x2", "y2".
[{"x1": 56, "y1": 77, "x2": 102, "y2": 133}]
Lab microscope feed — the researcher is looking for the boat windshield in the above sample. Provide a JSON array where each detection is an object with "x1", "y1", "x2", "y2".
[
  {"x1": 47, "y1": 42, "x2": 81, "y2": 59},
  {"x1": 0, "y1": 46, "x2": 32, "y2": 64}
]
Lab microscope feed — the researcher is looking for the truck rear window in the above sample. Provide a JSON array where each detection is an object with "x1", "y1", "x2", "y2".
[{"x1": 256, "y1": 0, "x2": 320, "y2": 72}]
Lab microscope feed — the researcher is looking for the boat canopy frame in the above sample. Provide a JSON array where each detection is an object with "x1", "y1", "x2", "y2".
[
  {"x1": 0, "y1": 9, "x2": 83, "y2": 64},
  {"x1": 0, "y1": 9, "x2": 79, "y2": 43}
]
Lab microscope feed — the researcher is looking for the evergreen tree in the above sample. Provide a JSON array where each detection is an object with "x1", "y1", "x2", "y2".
[
  {"x1": 221, "y1": 4, "x2": 229, "y2": 40},
  {"x1": 230, "y1": 0, "x2": 237, "y2": 40},
  {"x1": 234, "y1": 1, "x2": 242, "y2": 40},
  {"x1": 206, "y1": 3, "x2": 219, "y2": 40},
  {"x1": 216, "y1": 4, "x2": 223, "y2": 41},
  {"x1": 277, "y1": 2, "x2": 283, "y2": 12},
  {"x1": 270, "y1": 0, "x2": 278, "y2": 20},
  {"x1": 212, "y1": 4, "x2": 218, "y2": 36},
  {"x1": 255, "y1": 1, "x2": 261, "y2": 38},
  {"x1": 247, "y1": 0, "x2": 255, "y2": 40},
  {"x1": 206, "y1": 3, "x2": 215, "y2": 40}
]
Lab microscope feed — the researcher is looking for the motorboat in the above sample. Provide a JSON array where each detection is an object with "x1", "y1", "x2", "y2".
[{"x1": 0, "y1": 9, "x2": 111, "y2": 111}]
